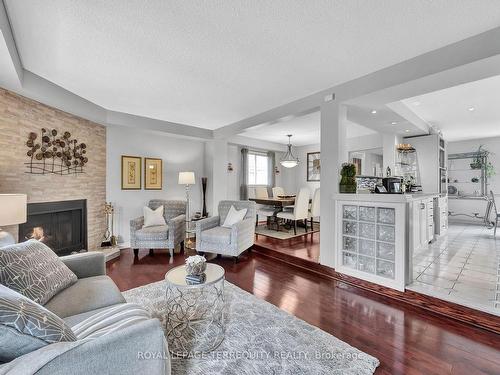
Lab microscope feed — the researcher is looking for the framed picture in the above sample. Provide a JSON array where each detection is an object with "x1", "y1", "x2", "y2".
[
  {"x1": 307, "y1": 152, "x2": 320, "y2": 181},
  {"x1": 145, "y1": 157, "x2": 163, "y2": 190},
  {"x1": 121, "y1": 156, "x2": 142, "y2": 190}
]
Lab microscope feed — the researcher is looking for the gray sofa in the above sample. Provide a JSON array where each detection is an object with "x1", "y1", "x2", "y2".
[
  {"x1": 130, "y1": 199, "x2": 186, "y2": 257},
  {"x1": 196, "y1": 200, "x2": 256, "y2": 260},
  {"x1": 0, "y1": 252, "x2": 169, "y2": 375}
]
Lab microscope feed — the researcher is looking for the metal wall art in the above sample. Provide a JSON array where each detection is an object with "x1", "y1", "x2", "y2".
[{"x1": 25, "y1": 128, "x2": 88, "y2": 175}]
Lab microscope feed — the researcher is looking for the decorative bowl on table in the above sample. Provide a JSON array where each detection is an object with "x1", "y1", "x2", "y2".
[{"x1": 185, "y1": 255, "x2": 207, "y2": 276}]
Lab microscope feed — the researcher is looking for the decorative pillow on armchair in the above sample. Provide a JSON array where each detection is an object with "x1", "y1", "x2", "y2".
[
  {"x1": 222, "y1": 205, "x2": 248, "y2": 228},
  {"x1": 143, "y1": 205, "x2": 167, "y2": 228},
  {"x1": 0, "y1": 284, "x2": 76, "y2": 362},
  {"x1": 0, "y1": 240, "x2": 77, "y2": 305}
]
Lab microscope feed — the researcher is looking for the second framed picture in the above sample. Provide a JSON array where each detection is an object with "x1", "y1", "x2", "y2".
[{"x1": 145, "y1": 157, "x2": 163, "y2": 190}]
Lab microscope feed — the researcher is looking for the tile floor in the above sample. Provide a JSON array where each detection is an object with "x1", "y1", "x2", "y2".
[{"x1": 408, "y1": 223, "x2": 500, "y2": 315}]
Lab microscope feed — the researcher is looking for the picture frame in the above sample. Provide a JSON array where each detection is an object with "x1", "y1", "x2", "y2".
[
  {"x1": 144, "y1": 157, "x2": 163, "y2": 190},
  {"x1": 121, "y1": 155, "x2": 142, "y2": 190},
  {"x1": 307, "y1": 152, "x2": 320, "y2": 181}
]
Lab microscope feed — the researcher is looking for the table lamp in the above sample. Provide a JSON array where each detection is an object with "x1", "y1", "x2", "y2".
[
  {"x1": 178, "y1": 172, "x2": 195, "y2": 222},
  {"x1": 0, "y1": 194, "x2": 27, "y2": 247}
]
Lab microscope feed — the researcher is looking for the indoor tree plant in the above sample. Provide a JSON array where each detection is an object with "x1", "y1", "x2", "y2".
[{"x1": 340, "y1": 162, "x2": 357, "y2": 193}]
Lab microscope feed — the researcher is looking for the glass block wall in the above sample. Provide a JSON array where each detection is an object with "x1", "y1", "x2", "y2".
[{"x1": 342, "y1": 205, "x2": 396, "y2": 279}]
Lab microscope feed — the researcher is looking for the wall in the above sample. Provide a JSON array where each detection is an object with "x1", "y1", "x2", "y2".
[
  {"x1": 0, "y1": 88, "x2": 106, "y2": 251},
  {"x1": 226, "y1": 145, "x2": 294, "y2": 199},
  {"x1": 447, "y1": 137, "x2": 500, "y2": 223},
  {"x1": 106, "y1": 126, "x2": 205, "y2": 245},
  {"x1": 291, "y1": 144, "x2": 321, "y2": 196}
]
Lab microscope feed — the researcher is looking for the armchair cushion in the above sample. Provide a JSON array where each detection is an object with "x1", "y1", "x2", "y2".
[
  {"x1": 200, "y1": 227, "x2": 232, "y2": 245},
  {"x1": 0, "y1": 240, "x2": 77, "y2": 305},
  {"x1": 44, "y1": 276, "x2": 126, "y2": 319},
  {"x1": 0, "y1": 285, "x2": 76, "y2": 362},
  {"x1": 134, "y1": 225, "x2": 169, "y2": 242}
]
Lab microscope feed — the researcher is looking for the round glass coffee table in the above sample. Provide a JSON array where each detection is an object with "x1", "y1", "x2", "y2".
[{"x1": 164, "y1": 263, "x2": 225, "y2": 357}]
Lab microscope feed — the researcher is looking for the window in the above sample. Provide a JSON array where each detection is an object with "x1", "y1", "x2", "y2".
[{"x1": 247, "y1": 152, "x2": 268, "y2": 186}]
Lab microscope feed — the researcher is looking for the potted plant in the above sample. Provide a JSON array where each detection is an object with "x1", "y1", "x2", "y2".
[
  {"x1": 470, "y1": 145, "x2": 496, "y2": 177},
  {"x1": 340, "y1": 163, "x2": 357, "y2": 193}
]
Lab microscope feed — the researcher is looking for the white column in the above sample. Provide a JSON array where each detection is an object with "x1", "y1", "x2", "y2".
[
  {"x1": 204, "y1": 139, "x2": 228, "y2": 216},
  {"x1": 319, "y1": 100, "x2": 347, "y2": 268}
]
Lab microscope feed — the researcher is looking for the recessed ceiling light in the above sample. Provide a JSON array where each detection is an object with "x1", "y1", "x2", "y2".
[
  {"x1": 413, "y1": 101, "x2": 421, "y2": 106},
  {"x1": 371, "y1": 110, "x2": 377, "y2": 114},
  {"x1": 391, "y1": 122, "x2": 397, "y2": 125},
  {"x1": 405, "y1": 129, "x2": 410, "y2": 133},
  {"x1": 468, "y1": 107, "x2": 475, "y2": 111}
]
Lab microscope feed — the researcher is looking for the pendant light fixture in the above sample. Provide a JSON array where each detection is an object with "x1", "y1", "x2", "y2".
[{"x1": 280, "y1": 135, "x2": 299, "y2": 168}]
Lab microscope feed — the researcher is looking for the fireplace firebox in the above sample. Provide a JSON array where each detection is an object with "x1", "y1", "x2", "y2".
[{"x1": 18, "y1": 200, "x2": 87, "y2": 256}]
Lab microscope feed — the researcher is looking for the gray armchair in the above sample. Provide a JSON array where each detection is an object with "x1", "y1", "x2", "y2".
[
  {"x1": 195, "y1": 200, "x2": 256, "y2": 260},
  {"x1": 130, "y1": 199, "x2": 186, "y2": 257}
]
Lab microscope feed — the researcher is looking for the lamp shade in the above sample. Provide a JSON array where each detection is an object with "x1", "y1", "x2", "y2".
[
  {"x1": 0, "y1": 194, "x2": 27, "y2": 226},
  {"x1": 178, "y1": 172, "x2": 195, "y2": 185}
]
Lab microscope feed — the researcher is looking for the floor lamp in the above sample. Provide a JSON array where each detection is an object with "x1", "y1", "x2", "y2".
[
  {"x1": 0, "y1": 194, "x2": 27, "y2": 247},
  {"x1": 178, "y1": 172, "x2": 195, "y2": 248}
]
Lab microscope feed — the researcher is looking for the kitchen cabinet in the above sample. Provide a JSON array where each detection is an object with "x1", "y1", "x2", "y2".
[
  {"x1": 404, "y1": 134, "x2": 447, "y2": 195},
  {"x1": 435, "y1": 196, "x2": 448, "y2": 235},
  {"x1": 410, "y1": 196, "x2": 436, "y2": 251}
]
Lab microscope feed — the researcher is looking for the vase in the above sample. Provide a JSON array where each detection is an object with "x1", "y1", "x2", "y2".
[
  {"x1": 201, "y1": 177, "x2": 208, "y2": 217},
  {"x1": 186, "y1": 261, "x2": 207, "y2": 276},
  {"x1": 339, "y1": 184, "x2": 357, "y2": 193}
]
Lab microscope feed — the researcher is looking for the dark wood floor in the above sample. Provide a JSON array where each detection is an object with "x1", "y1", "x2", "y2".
[
  {"x1": 107, "y1": 248, "x2": 500, "y2": 375},
  {"x1": 254, "y1": 228, "x2": 320, "y2": 263}
]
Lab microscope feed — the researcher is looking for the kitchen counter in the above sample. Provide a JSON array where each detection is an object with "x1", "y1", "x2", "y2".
[
  {"x1": 333, "y1": 193, "x2": 439, "y2": 202},
  {"x1": 334, "y1": 193, "x2": 446, "y2": 291}
]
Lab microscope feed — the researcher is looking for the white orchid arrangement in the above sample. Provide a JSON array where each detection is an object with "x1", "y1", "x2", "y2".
[
  {"x1": 186, "y1": 255, "x2": 206, "y2": 266},
  {"x1": 185, "y1": 255, "x2": 207, "y2": 275}
]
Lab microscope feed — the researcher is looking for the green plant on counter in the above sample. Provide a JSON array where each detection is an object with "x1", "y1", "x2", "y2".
[
  {"x1": 470, "y1": 145, "x2": 495, "y2": 177},
  {"x1": 340, "y1": 162, "x2": 357, "y2": 193}
]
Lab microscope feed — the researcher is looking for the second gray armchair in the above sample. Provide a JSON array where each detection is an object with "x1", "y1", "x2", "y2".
[
  {"x1": 196, "y1": 200, "x2": 256, "y2": 261},
  {"x1": 130, "y1": 199, "x2": 186, "y2": 257}
]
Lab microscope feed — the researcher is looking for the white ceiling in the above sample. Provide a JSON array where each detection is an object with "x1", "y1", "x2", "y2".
[
  {"x1": 240, "y1": 110, "x2": 376, "y2": 146},
  {"x1": 5, "y1": 1, "x2": 500, "y2": 130},
  {"x1": 401, "y1": 75, "x2": 500, "y2": 142}
]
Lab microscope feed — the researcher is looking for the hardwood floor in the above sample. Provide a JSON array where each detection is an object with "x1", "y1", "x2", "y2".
[
  {"x1": 107, "y1": 248, "x2": 500, "y2": 375},
  {"x1": 254, "y1": 229, "x2": 320, "y2": 263}
]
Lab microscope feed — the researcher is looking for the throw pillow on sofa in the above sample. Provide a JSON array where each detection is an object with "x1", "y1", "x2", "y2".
[
  {"x1": 222, "y1": 205, "x2": 248, "y2": 228},
  {"x1": 0, "y1": 239, "x2": 77, "y2": 305},
  {"x1": 143, "y1": 205, "x2": 167, "y2": 228},
  {"x1": 0, "y1": 284, "x2": 76, "y2": 362}
]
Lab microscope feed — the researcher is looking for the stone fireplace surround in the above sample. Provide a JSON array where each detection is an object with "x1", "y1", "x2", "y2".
[{"x1": 0, "y1": 88, "x2": 106, "y2": 251}]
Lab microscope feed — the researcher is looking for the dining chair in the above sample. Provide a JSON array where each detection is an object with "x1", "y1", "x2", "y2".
[
  {"x1": 308, "y1": 188, "x2": 320, "y2": 231},
  {"x1": 490, "y1": 191, "x2": 500, "y2": 237},
  {"x1": 254, "y1": 187, "x2": 275, "y2": 228},
  {"x1": 277, "y1": 187, "x2": 310, "y2": 235},
  {"x1": 273, "y1": 186, "x2": 294, "y2": 210},
  {"x1": 272, "y1": 187, "x2": 285, "y2": 198}
]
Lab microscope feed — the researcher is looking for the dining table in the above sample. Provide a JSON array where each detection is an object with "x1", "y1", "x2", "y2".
[{"x1": 249, "y1": 196, "x2": 296, "y2": 207}]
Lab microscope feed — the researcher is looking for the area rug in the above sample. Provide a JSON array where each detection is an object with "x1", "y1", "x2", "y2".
[
  {"x1": 255, "y1": 222, "x2": 320, "y2": 240},
  {"x1": 123, "y1": 280, "x2": 379, "y2": 374}
]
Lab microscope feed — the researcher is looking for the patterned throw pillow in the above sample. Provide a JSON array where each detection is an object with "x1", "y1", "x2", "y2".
[
  {"x1": 0, "y1": 284, "x2": 76, "y2": 362},
  {"x1": 0, "y1": 240, "x2": 77, "y2": 305}
]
